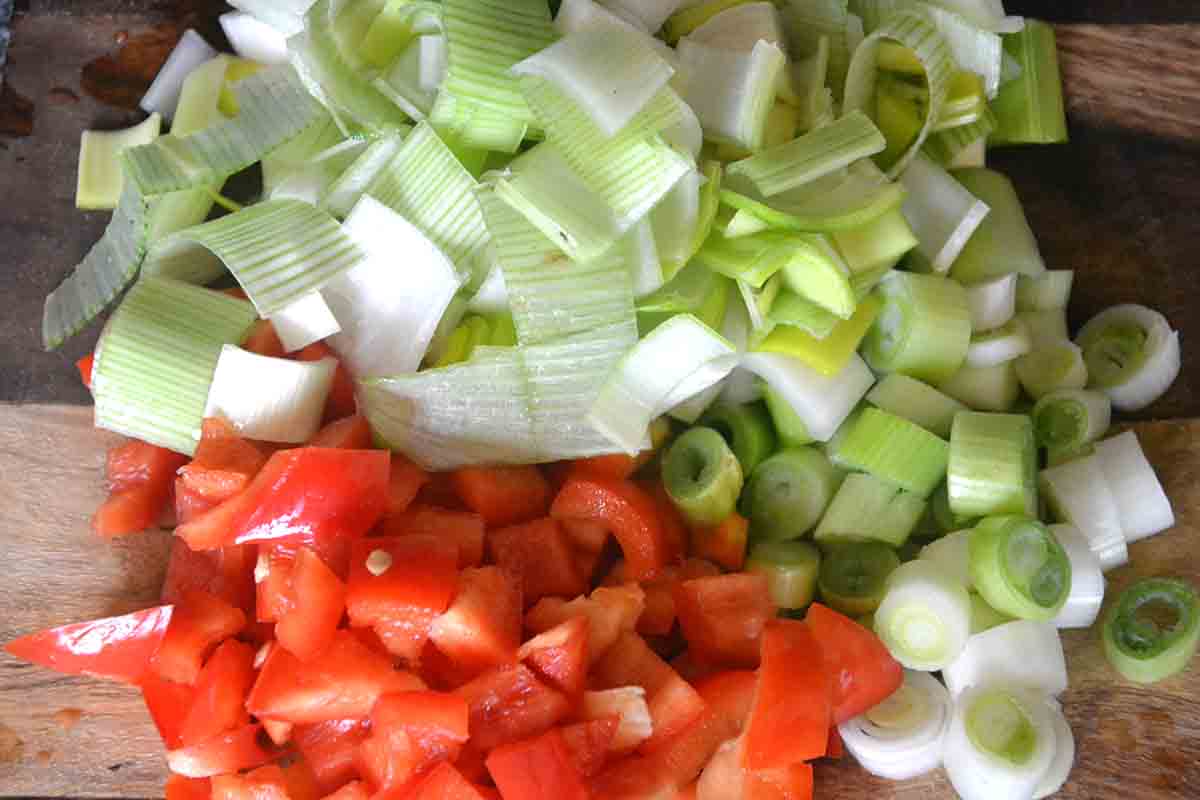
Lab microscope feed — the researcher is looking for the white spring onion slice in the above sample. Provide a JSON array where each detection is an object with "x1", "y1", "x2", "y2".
[
  {"x1": 865, "y1": 373, "x2": 966, "y2": 439},
  {"x1": 919, "y1": 530, "x2": 972, "y2": 590},
  {"x1": 269, "y1": 292, "x2": 342, "y2": 353},
  {"x1": 839, "y1": 670, "x2": 952, "y2": 781},
  {"x1": 1048, "y1": 524, "x2": 1105, "y2": 630},
  {"x1": 1094, "y1": 431, "x2": 1175, "y2": 544},
  {"x1": 874, "y1": 559, "x2": 971, "y2": 671},
  {"x1": 899, "y1": 153, "x2": 990, "y2": 273},
  {"x1": 1015, "y1": 340, "x2": 1088, "y2": 400},
  {"x1": 965, "y1": 273, "x2": 1017, "y2": 332},
  {"x1": 76, "y1": 113, "x2": 163, "y2": 211},
  {"x1": 1076, "y1": 304, "x2": 1181, "y2": 412},
  {"x1": 1034, "y1": 701, "x2": 1076, "y2": 800},
  {"x1": 204, "y1": 345, "x2": 335, "y2": 443},
  {"x1": 1016, "y1": 270, "x2": 1073, "y2": 311},
  {"x1": 1040, "y1": 454, "x2": 1128, "y2": 572},
  {"x1": 140, "y1": 30, "x2": 218, "y2": 121},
  {"x1": 219, "y1": 11, "x2": 289, "y2": 65},
  {"x1": 740, "y1": 351, "x2": 875, "y2": 442},
  {"x1": 676, "y1": 38, "x2": 787, "y2": 151},
  {"x1": 943, "y1": 619, "x2": 1068, "y2": 697},
  {"x1": 936, "y1": 361, "x2": 1021, "y2": 413},
  {"x1": 943, "y1": 685, "x2": 1059, "y2": 800},
  {"x1": 966, "y1": 317, "x2": 1032, "y2": 367},
  {"x1": 324, "y1": 196, "x2": 465, "y2": 377}
]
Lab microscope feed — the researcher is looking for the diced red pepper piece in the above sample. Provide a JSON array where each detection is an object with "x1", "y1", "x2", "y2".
[
  {"x1": 166, "y1": 723, "x2": 277, "y2": 778},
  {"x1": 295, "y1": 342, "x2": 357, "y2": 422},
  {"x1": 485, "y1": 728, "x2": 589, "y2": 800},
  {"x1": 178, "y1": 639, "x2": 256, "y2": 746},
  {"x1": 356, "y1": 728, "x2": 423, "y2": 794},
  {"x1": 669, "y1": 651, "x2": 720, "y2": 685},
  {"x1": 688, "y1": 512, "x2": 750, "y2": 572},
  {"x1": 92, "y1": 484, "x2": 170, "y2": 537},
  {"x1": 559, "y1": 519, "x2": 610, "y2": 555},
  {"x1": 517, "y1": 615, "x2": 589, "y2": 697},
  {"x1": 76, "y1": 353, "x2": 95, "y2": 390},
  {"x1": 488, "y1": 518, "x2": 586, "y2": 606},
  {"x1": 643, "y1": 481, "x2": 688, "y2": 567},
  {"x1": 743, "y1": 619, "x2": 831, "y2": 769},
  {"x1": 454, "y1": 664, "x2": 570, "y2": 752},
  {"x1": 162, "y1": 539, "x2": 257, "y2": 616},
  {"x1": 372, "y1": 690, "x2": 470, "y2": 766},
  {"x1": 568, "y1": 453, "x2": 640, "y2": 481},
  {"x1": 589, "y1": 709, "x2": 731, "y2": 800},
  {"x1": 693, "y1": 671, "x2": 758, "y2": 735},
  {"x1": 282, "y1": 760, "x2": 324, "y2": 800},
  {"x1": 744, "y1": 762, "x2": 814, "y2": 800},
  {"x1": 5, "y1": 605, "x2": 173, "y2": 684},
  {"x1": 106, "y1": 439, "x2": 188, "y2": 494},
  {"x1": 141, "y1": 669, "x2": 196, "y2": 749},
  {"x1": 179, "y1": 418, "x2": 268, "y2": 503},
  {"x1": 387, "y1": 455, "x2": 430, "y2": 515},
  {"x1": 418, "y1": 639, "x2": 482, "y2": 693},
  {"x1": 318, "y1": 781, "x2": 369, "y2": 800},
  {"x1": 804, "y1": 602, "x2": 903, "y2": 725},
  {"x1": 211, "y1": 763, "x2": 291, "y2": 800},
  {"x1": 825, "y1": 726, "x2": 844, "y2": 760},
  {"x1": 429, "y1": 566, "x2": 521, "y2": 677},
  {"x1": 579, "y1": 687, "x2": 652, "y2": 753},
  {"x1": 152, "y1": 589, "x2": 246, "y2": 685},
  {"x1": 175, "y1": 478, "x2": 219, "y2": 525},
  {"x1": 309, "y1": 415, "x2": 373, "y2": 449},
  {"x1": 524, "y1": 584, "x2": 644, "y2": 665},
  {"x1": 295, "y1": 719, "x2": 370, "y2": 794},
  {"x1": 451, "y1": 466, "x2": 550, "y2": 527},
  {"x1": 376, "y1": 506, "x2": 486, "y2": 569},
  {"x1": 165, "y1": 774, "x2": 210, "y2": 800},
  {"x1": 273, "y1": 546, "x2": 347, "y2": 661},
  {"x1": 560, "y1": 716, "x2": 619, "y2": 778},
  {"x1": 673, "y1": 574, "x2": 775, "y2": 669},
  {"x1": 243, "y1": 319, "x2": 286, "y2": 358},
  {"x1": 263, "y1": 718, "x2": 294, "y2": 747},
  {"x1": 551, "y1": 477, "x2": 669, "y2": 581},
  {"x1": 407, "y1": 762, "x2": 491, "y2": 800}
]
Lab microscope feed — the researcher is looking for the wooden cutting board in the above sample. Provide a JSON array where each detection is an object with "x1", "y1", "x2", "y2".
[{"x1": 2, "y1": 1, "x2": 1200, "y2": 798}]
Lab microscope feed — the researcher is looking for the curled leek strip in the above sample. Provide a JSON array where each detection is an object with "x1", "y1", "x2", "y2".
[
  {"x1": 839, "y1": 670, "x2": 952, "y2": 781},
  {"x1": 661, "y1": 426, "x2": 745, "y2": 528},
  {"x1": 1076, "y1": 304, "x2": 1181, "y2": 412},
  {"x1": 1103, "y1": 577, "x2": 1200, "y2": 684},
  {"x1": 1034, "y1": 702, "x2": 1076, "y2": 800}
]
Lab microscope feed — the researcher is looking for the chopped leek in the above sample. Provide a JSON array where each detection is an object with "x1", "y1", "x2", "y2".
[
  {"x1": 1103, "y1": 577, "x2": 1200, "y2": 684},
  {"x1": 1031, "y1": 389, "x2": 1110, "y2": 458},
  {"x1": 969, "y1": 516, "x2": 1071, "y2": 622},
  {"x1": 943, "y1": 686, "x2": 1059, "y2": 800},
  {"x1": 990, "y1": 19, "x2": 1068, "y2": 145},
  {"x1": 651, "y1": 169, "x2": 705, "y2": 280},
  {"x1": 1094, "y1": 431, "x2": 1175, "y2": 544},
  {"x1": 269, "y1": 292, "x2": 342, "y2": 353},
  {"x1": 745, "y1": 540, "x2": 821, "y2": 609},
  {"x1": 966, "y1": 318, "x2": 1031, "y2": 368},
  {"x1": 1014, "y1": 341, "x2": 1087, "y2": 400},
  {"x1": 874, "y1": 558, "x2": 971, "y2": 670},
  {"x1": 814, "y1": 472, "x2": 927, "y2": 548},
  {"x1": 139, "y1": 30, "x2": 218, "y2": 121},
  {"x1": 931, "y1": 480, "x2": 979, "y2": 536},
  {"x1": 763, "y1": 383, "x2": 814, "y2": 447},
  {"x1": 899, "y1": 153, "x2": 990, "y2": 273},
  {"x1": 319, "y1": 132, "x2": 405, "y2": 218},
  {"x1": 831, "y1": 207, "x2": 918, "y2": 277},
  {"x1": 866, "y1": 373, "x2": 966, "y2": 439},
  {"x1": 220, "y1": 11, "x2": 290, "y2": 65},
  {"x1": 205, "y1": 345, "x2": 335, "y2": 442},
  {"x1": 943, "y1": 619, "x2": 1069, "y2": 697},
  {"x1": 764, "y1": 290, "x2": 839, "y2": 339},
  {"x1": 1076, "y1": 304, "x2": 1181, "y2": 412},
  {"x1": 663, "y1": 0, "x2": 756, "y2": 44},
  {"x1": 676, "y1": 38, "x2": 787, "y2": 150},
  {"x1": 1035, "y1": 703, "x2": 1076, "y2": 800},
  {"x1": 862, "y1": 271, "x2": 971, "y2": 384},
  {"x1": 172, "y1": 55, "x2": 236, "y2": 139},
  {"x1": 1040, "y1": 453, "x2": 1127, "y2": 572},
  {"x1": 598, "y1": 0, "x2": 684, "y2": 33},
  {"x1": 948, "y1": 412, "x2": 1036, "y2": 518},
  {"x1": 755, "y1": 294, "x2": 881, "y2": 376},
  {"x1": 1018, "y1": 308, "x2": 1068, "y2": 348},
  {"x1": 969, "y1": 591, "x2": 1013, "y2": 634},
  {"x1": 741, "y1": 351, "x2": 875, "y2": 442},
  {"x1": 743, "y1": 447, "x2": 843, "y2": 540},
  {"x1": 949, "y1": 168, "x2": 1046, "y2": 283},
  {"x1": 701, "y1": 402, "x2": 777, "y2": 476},
  {"x1": 819, "y1": 541, "x2": 903, "y2": 617},
  {"x1": 839, "y1": 670, "x2": 952, "y2": 781},
  {"x1": 1016, "y1": 270, "x2": 1073, "y2": 311},
  {"x1": 1048, "y1": 524, "x2": 1105, "y2": 630},
  {"x1": 828, "y1": 407, "x2": 948, "y2": 497},
  {"x1": 781, "y1": 0, "x2": 856, "y2": 102},
  {"x1": 76, "y1": 114, "x2": 163, "y2": 211},
  {"x1": 965, "y1": 273, "x2": 1017, "y2": 332},
  {"x1": 662, "y1": 426, "x2": 745, "y2": 527},
  {"x1": 687, "y1": 1, "x2": 785, "y2": 52},
  {"x1": 936, "y1": 361, "x2": 1021, "y2": 412},
  {"x1": 920, "y1": 529, "x2": 972, "y2": 589}
]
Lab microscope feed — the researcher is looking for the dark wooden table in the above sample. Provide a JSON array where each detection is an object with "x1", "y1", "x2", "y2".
[{"x1": 1, "y1": 2, "x2": 1199, "y2": 798}]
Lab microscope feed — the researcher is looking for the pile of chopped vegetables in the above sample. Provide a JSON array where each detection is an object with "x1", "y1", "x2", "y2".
[{"x1": 9, "y1": 1, "x2": 1198, "y2": 799}]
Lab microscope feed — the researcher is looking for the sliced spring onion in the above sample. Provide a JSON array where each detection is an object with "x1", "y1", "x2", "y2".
[
  {"x1": 948, "y1": 412, "x2": 1036, "y2": 518},
  {"x1": 1018, "y1": 308, "x2": 1068, "y2": 348},
  {"x1": 204, "y1": 345, "x2": 335, "y2": 442},
  {"x1": 899, "y1": 152, "x2": 990, "y2": 273},
  {"x1": 1014, "y1": 340, "x2": 1088, "y2": 400},
  {"x1": 874, "y1": 558, "x2": 972, "y2": 670},
  {"x1": 866, "y1": 373, "x2": 966, "y2": 439},
  {"x1": 1103, "y1": 577, "x2": 1200, "y2": 684},
  {"x1": 1040, "y1": 453, "x2": 1127, "y2": 572},
  {"x1": 862, "y1": 271, "x2": 971, "y2": 384},
  {"x1": 745, "y1": 540, "x2": 822, "y2": 609},
  {"x1": 220, "y1": 11, "x2": 290, "y2": 65},
  {"x1": 91, "y1": 277, "x2": 258, "y2": 455},
  {"x1": 936, "y1": 361, "x2": 1021, "y2": 412},
  {"x1": 755, "y1": 294, "x2": 882, "y2": 377},
  {"x1": 740, "y1": 351, "x2": 874, "y2": 443},
  {"x1": 589, "y1": 314, "x2": 738, "y2": 455},
  {"x1": 948, "y1": 168, "x2": 1046, "y2": 284},
  {"x1": 743, "y1": 447, "x2": 843, "y2": 540},
  {"x1": 1048, "y1": 524, "x2": 1105, "y2": 630},
  {"x1": 943, "y1": 686, "x2": 1059, "y2": 800},
  {"x1": 820, "y1": 541, "x2": 903, "y2": 617},
  {"x1": 662, "y1": 426, "x2": 745, "y2": 527},
  {"x1": 268, "y1": 292, "x2": 341, "y2": 353},
  {"x1": 943, "y1": 619, "x2": 1068, "y2": 698},
  {"x1": 1076, "y1": 304, "x2": 1182, "y2": 412},
  {"x1": 76, "y1": 114, "x2": 163, "y2": 211},
  {"x1": 140, "y1": 30, "x2": 218, "y2": 121},
  {"x1": 966, "y1": 318, "x2": 1032, "y2": 368},
  {"x1": 965, "y1": 273, "x2": 1017, "y2": 332},
  {"x1": 839, "y1": 670, "x2": 952, "y2": 781},
  {"x1": 1034, "y1": 701, "x2": 1075, "y2": 800},
  {"x1": 828, "y1": 406, "x2": 949, "y2": 497},
  {"x1": 919, "y1": 529, "x2": 972, "y2": 590},
  {"x1": 701, "y1": 402, "x2": 777, "y2": 476},
  {"x1": 763, "y1": 383, "x2": 814, "y2": 448},
  {"x1": 1016, "y1": 270, "x2": 1073, "y2": 312},
  {"x1": 990, "y1": 19, "x2": 1068, "y2": 145},
  {"x1": 676, "y1": 38, "x2": 786, "y2": 150},
  {"x1": 726, "y1": 110, "x2": 886, "y2": 197},
  {"x1": 1094, "y1": 431, "x2": 1175, "y2": 544},
  {"x1": 1031, "y1": 389, "x2": 1111, "y2": 458},
  {"x1": 969, "y1": 516, "x2": 1071, "y2": 622},
  {"x1": 814, "y1": 472, "x2": 927, "y2": 548}
]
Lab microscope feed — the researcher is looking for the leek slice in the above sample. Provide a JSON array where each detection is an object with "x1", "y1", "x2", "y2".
[
  {"x1": 1040, "y1": 454, "x2": 1127, "y2": 572},
  {"x1": 744, "y1": 447, "x2": 843, "y2": 540},
  {"x1": 814, "y1": 472, "x2": 927, "y2": 548},
  {"x1": 831, "y1": 207, "x2": 918, "y2": 279},
  {"x1": 1103, "y1": 577, "x2": 1200, "y2": 684},
  {"x1": 741, "y1": 351, "x2": 875, "y2": 442},
  {"x1": 589, "y1": 314, "x2": 738, "y2": 455},
  {"x1": 664, "y1": 0, "x2": 756, "y2": 44},
  {"x1": 726, "y1": 111, "x2": 886, "y2": 197},
  {"x1": 862, "y1": 270, "x2": 971, "y2": 384},
  {"x1": 1034, "y1": 702, "x2": 1075, "y2": 800},
  {"x1": 756, "y1": 294, "x2": 881, "y2": 376},
  {"x1": 427, "y1": 90, "x2": 530, "y2": 154},
  {"x1": 948, "y1": 167, "x2": 1046, "y2": 283},
  {"x1": 1016, "y1": 270, "x2": 1073, "y2": 312},
  {"x1": 676, "y1": 38, "x2": 787, "y2": 151},
  {"x1": 143, "y1": 200, "x2": 366, "y2": 316},
  {"x1": 324, "y1": 196, "x2": 464, "y2": 377},
  {"x1": 763, "y1": 383, "x2": 814, "y2": 448},
  {"x1": 598, "y1": 0, "x2": 683, "y2": 33},
  {"x1": 92, "y1": 277, "x2": 257, "y2": 455},
  {"x1": 765, "y1": 290, "x2": 839, "y2": 339},
  {"x1": 1014, "y1": 340, "x2": 1087, "y2": 400},
  {"x1": 76, "y1": 114, "x2": 163, "y2": 211},
  {"x1": 827, "y1": 407, "x2": 948, "y2": 497},
  {"x1": 1076, "y1": 304, "x2": 1181, "y2": 412},
  {"x1": 650, "y1": 168, "x2": 704, "y2": 280},
  {"x1": 746, "y1": 540, "x2": 822, "y2": 609},
  {"x1": 965, "y1": 273, "x2": 1016, "y2": 332},
  {"x1": 819, "y1": 541, "x2": 902, "y2": 616},
  {"x1": 965, "y1": 318, "x2": 1031, "y2": 367},
  {"x1": 936, "y1": 361, "x2": 1020, "y2": 412},
  {"x1": 990, "y1": 19, "x2": 1068, "y2": 145},
  {"x1": 205, "y1": 345, "x2": 336, "y2": 442},
  {"x1": 843, "y1": 11, "x2": 954, "y2": 177},
  {"x1": 1031, "y1": 389, "x2": 1110, "y2": 457},
  {"x1": 781, "y1": 0, "x2": 855, "y2": 101},
  {"x1": 622, "y1": 219, "x2": 665, "y2": 298},
  {"x1": 866, "y1": 373, "x2": 965, "y2": 439},
  {"x1": 948, "y1": 412, "x2": 1036, "y2": 518},
  {"x1": 923, "y1": 106, "x2": 995, "y2": 166},
  {"x1": 1094, "y1": 431, "x2": 1175, "y2": 544},
  {"x1": 919, "y1": 529, "x2": 972, "y2": 589},
  {"x1": 874, "y1": 559, "x2": 971, "y2": 670},
  {"x1": 839, "y1": 670, "x2": 952, "y2": 781},
  {"x1": 943, "y1": 619, "x2": 1068, "y2": 697},
  {"x1": 228, "y1": 0, "x2": 314, "y2": 37},
  {"x1": 374, "y1": 33, "x2": 447, "y2": 120},
  {"x1": 662, "y1": 426, "x2": 745, "y2": 527},
  {"x1": 269, "y1": 292, "x2": 342, "y2": 352},
  {"x1": 172, "y1": 55, "x2": 235, "y2": 139},
  {"x1": 944, "y1": 686, "x2": 1058, "y2": 800},
  {"x1": 261, "y1": 112, "x2": 354, "y2": 198},
  {"x1": 738, "y1": 274, "x2": 782, "y2": 334},
  {"x1": 702, "y1": 402, "x2": 777, "y2": 475},
  {"x1": 898, "y1": 152, "x2": 989, "y2": 273},
  {"x1": 322, "y1": 131, "x2": 406, "y2": 217},
  {"x1": 969, "y1": 591, "x2": 1013, "y2": 634},
  {"x1": 220, "y1": 11, "x2": 290, "y2": 65},
  {"x1": 140, "y1": 30, "x2": 218, "y2": 121},
  {"x1": 1048, "y1": 524, "x2": 1105, "y2": 630},
  {"x1": 969, "y1": 516, "x2": 1071, "y2": 622},
  {"x1": 687, "y1": 1, "x2": 786, "y2": 52}
]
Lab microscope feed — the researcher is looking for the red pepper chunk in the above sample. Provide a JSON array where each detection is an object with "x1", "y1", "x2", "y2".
[
  {"x1": 406, "y1": 761, "x2": 493, "y2": 800},
  {"x1": 178, "y1": 639, "x2": 256, "y2": 746},
  {"x1": 451, "y1": 465, "x2": 550, "y2": 527},
  {"x1": 455, "y1": 664, "x2": 570, "y2": 752},
  {"x1": 551, "y1": 477, "x2": 669, "y2": 581},
  {"x1": 273, "y1": 546, "x2": 347, "y2": 662},
  {"x1": 152, "y1": 589, "x2": 246, "y2": 685},
  {"x1": 428, "y1": 566, "x2": 522, "y2": 677},
  {"x1": 805, "y1": 602, "x2": 903, "y2": 725},
  {"x1": 488, "y1": 518, "x2": 586, "y2": 606},
  {"x1": 76, "y1": 353, "x2": 95, "y2": 390},
  {"x1": 166, "y1": 724, "x2": 277, "y2": 778},
  {"x1": 673, "y1": 574, "x2": 775, "y2": 669},
  {"x1": 211, "y1": 763, "x2": 291, "y2": 800},
  {"x1": 486, "y1": 728, "x2": 590, "y2": 800},
  {"x1": 517, "y1": 615, "x2": 590, "y2": 698},
  {"x1": 371, "y1": 690, "x2": 470, "y2": 765}
]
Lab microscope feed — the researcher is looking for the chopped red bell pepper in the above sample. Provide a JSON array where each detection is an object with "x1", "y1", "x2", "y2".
[
  {"x1": 211, "y1": 763, "x2": 291, "y2": 800},
  {"x1": 454, "y1": 664, "x2": 570, "y2": 752},
  {"x1": 317, "y1": 781, "x2": 369, "y2": 800},
  {"x1": 568, "y1": 453, "x2": 640, "y2": 481},
  {"x1": 485, "y1": 728, "x2": 590, "y2": 800},
  {"x1": 429, "y1": 566, "x2": 522, "y2": 677},
  {"x1": 524, "y1": 583, "x2": 644, "y2": 665},
  {"x1": 375, "y1": 506, "x2": 486, "y2": 569},
  {"x1": 589, "y1": 708, "x2": 730, "y2": 800},
  {"x1": 688, "y1": 512, "x2": 750, "y2": 572},
  {"x1": 242, "y1": 319, "x2": 286, "y2": 359},
  {"x1": 487, "y1": 518, "x2": 586, "y2": 606},
  {"x1": 692, "y1": 670, "x2": 758, "y2": 735},
  {"x1": 273, "y1": 546, "x2": 347, "y2": 662},
  {"x1": 356, "y1": 728, "x2": 423, "y2": 794},
  {"x1": 744, "y1": 762, "x2": 814, "y2": 800},
  {"x1": 294, "y1": 718, "x2": 370, "y2": 794},
  {"x1": 294, "y1": 342, "x2": 357, "y2": 422},
  {"x1": 152, "y1": 589, "x2": 246, "y2": 685},
  {"x1": 804, "y1": 602, "x2": 903, "y2": 725},
  {"x1": 559, "y1": 518, "x2": 610, "y2": 555},
  {"x1": 673, "y1": 574, "x2": 775, "y2": 669},
  {"x1": 282, "y1": 760, "x2": 323, "y2": 800},
  {"x1": 451, "y1": 466, "x2": 550, "y2": 527},
  {"x1": 387, "y1": 455, "x2": 431, "y2": 515},
  {"x1": 560, "y1": 716, "x2": 619, "y2": 778},
  {"x1": 263, "y1": 718, "x2": 294, "y2": 747},
  {"x1": 93, "y1": 484, "x2": 173, "y2": 537},
  {"x1": 643, "y1": 481, "x2": 688, "y2": 567},
  {"x1": 165, "y1": 723, "x2": 278, "y2": 778},
  {"x1": 825, "y1": 726, "x2": 844, "y2": 760},
  {"x1": 178, "y1": 639, "x2": 256, "y2": 746},
  {"x1": 372, "y1": 690, "x2": 470, "y2": 764},
  {"x1": 76, "y1": 352, "x2": 95, "y2": 390},
  {"x1": 551, "y1": 477, "x2": 669, "y2": 581},
  {"x1": 140, "y1": 669, "x2": 196, "y2": 749},
  {"x1": 164, "y1": 774, "x2": 210, "y2": 800},
  {"x1": 743, "y1": 619, "x2": 831, "y2": 769},
  {"x1": 178, "y1": 418, "x2": 268, "y2": 503},
  {"x1": 308, "y1": 414, "x2": 373, "y2": 449},
  {"x1": 95, "y1": 438, "x2": 188, "y2": 537},
  {"x1": 406, "y1": 761, "x2": 492, "y2": 800},
  {"x1": 517, "y1": 615, "x2": 589, "y2": 697},
  {"x1": 162, "y1": 540, "x2": 257, "y2": 616}
]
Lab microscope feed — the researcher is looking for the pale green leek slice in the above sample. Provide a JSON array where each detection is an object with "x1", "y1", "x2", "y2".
[
  {"x1": 1075, "y1": 304, "x2": 1181, "y2": 412},
  {"x1": 949, "y1": 168, "x2": 1046, "y2": 284},
  {"x1": 828, "y1": 406, "x2": 949, "y2": 497},
  {"x1": 1016, "y1": 270, "x2": 1073, "y2": 311},
  {"x1": 676, "y1": 37, "x2": 786, "y2": 151},
  {"x1": 781, "y1": 0, "x2": 855, "y2": 101},
  {"x1": 948, "y1": 412, "x2": 1037, "y2": 518},
  {"x1": 815, "y1": 472, "x2": 927, "y2": 548},
  {"x1": 899, "y1": 152, "x2": 990, "y2": 273},
  {"x1": 322, "y1": 131, "x2": 406, "y2": 217},
  {"x1": 76, "y1": 114, "x2": 163, "y2": 211},
  {"x1": 866, "y1": 373, "x2": 966, "y2": 439},
  {"x1": 937, "y1": 361, "x2": 1021, "y2": 412},
  {"x1": 991, "y1": 19, "x2": 1068, "y2": 145},
  {"x1": 862, "y1": 270, "x2": 971, "y2": 384},
  {"x1": 664, "y1": 0, "x2": 756, "y2": 44}
]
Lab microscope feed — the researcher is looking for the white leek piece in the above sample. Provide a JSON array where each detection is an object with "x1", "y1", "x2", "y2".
[
  {"x1": 1048, "y1": 524, "x2": 1105, "y2": 630},
  {"x1": 76, "y1": 114, "x2": 163, "y2": 211},
  {"x1": 324, "y1": 196, "x2": 465, "y2": 377},
  {"x1": 926, "y1": 0, "x2": 1024, "y2": 33},
  {"x1": 322, "y1": 133, "x2": 406, "y2": 218},
  {"x1": 599, "y1": 0, "x2": 682, "y2": 33},
  {"x1": 875, "y1": 559, "x2": 971, "y2": 671},
  {"x1": 651, "y1": 168, "x2": 703, "y2": 280},
  {"x1": 943, "y1": 620, "x2": 1068, "y2": 697},
  {"x1": 936, "y1": 361, "x2": 1020, "y2": 412},
  {"x1": 866, "y1": 373, "x2": 966, "y2": 439},
  {"x1": 622, "y1": 220, "x2": 665, "y2": 298},
  {"x1": 949, "y1": 168, "x2": 1046, "y2": 283},
  {"x1": 1040, "y1": 454, "x2": 1128, "y2": 572},
  {"x1": 943, "y1": 686, "x2": 1059, "y2": 800},
  {"x1": 468, "y1": 262, "x2": 509, "y2": 314},
  {"x1": 740, "y1": 351, "x2": 874, "y2": 442},
  {"x1": 1016, "y1": 270, "x2": 1073, "y2": 311},
  {"x1": 228, "y1": 0, "x2": 314, "y2": 37},
  {"x1": 555, "y1": 0, "x2": 679, "y2": 66},
  {"x1": 513, "y1": 28, "x2": 674, "y2": 137},
  {"x1": 862, "y1": 271, "x2": 971, "y2": 384},
  {"x1": 688, "y1": 2, "x2": 786, "y2": 52},
  {"x1": 589, "y1": 314, "x2": 738, "y2": 454},
  {"x1": 781, "y1": 0, "x2": 855, "y2": 101},
  {"x1": 220, "y1": 11, "x2": 289, "y2": 65},
  {"x1": 140, "y1": 30, "x2": 217, "y2": 121},
  {"x1": 919, "y1": 530, "x2": 972, "y2": 590},
  {"x1": 965, "y1": 273, "x2": 1017, "y2": 332},
  {"x1": 899, "y1": 153, "x2": 990, "y2": 273},
  {"x1": 1034, "y1": 702, "x2": 1076, "y2": 800},
  {"x1": 269, "y1": 292, "x2": 341, "y2": 353},
  {"x1": 676, "y1": 38, "x2": 786, "y2": 151},
  {"x1": 668, "y1": 294, "x2": 747, "y2": 423},
  {"x1": 1018, "y1": 309, "x2": 1068, "y2": 348},
  {"x1": 839, "y1": 670, "x2": 952, "y2": 781},
  {"x1": 1015, "y1": 340, "x2": 1087, "y2": 400},
  {"x1": 966, "y1": 318, "x2": 1031, "y2": 368},
  {"x1": 1094, "y1": 431, "x2": 1175, "y2": 544},
  {"x1": 375, "y1": 34, "x2": 447, "y2": 120},
  {"x1": 171, "y1": 54, "x2": 237, "y2": 139},
  {"x1": 204, "y1": 345, "x2": 335, "y2": 443},
  {"x1": 1076, "y1": 304, "x2": 1182, "y2": 412}
]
